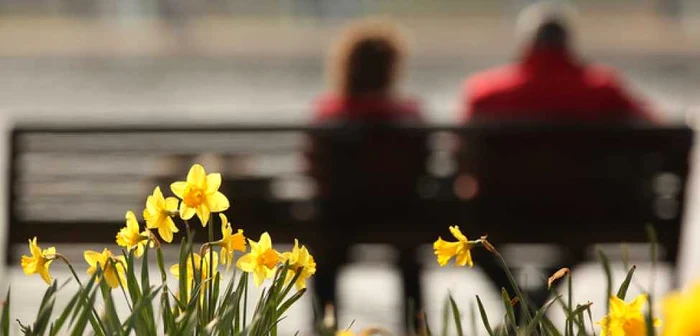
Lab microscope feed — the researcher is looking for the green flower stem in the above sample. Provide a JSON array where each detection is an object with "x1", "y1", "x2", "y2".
[
  {"x1": 54, "y1": 254, "x2": 108, "y2": 336},
  {"x1": 208, "y1": 216, "x2": 214, "y2": 321},
  {"x1": 485, "y1": 245, "x2": 533, "y2": 322}
]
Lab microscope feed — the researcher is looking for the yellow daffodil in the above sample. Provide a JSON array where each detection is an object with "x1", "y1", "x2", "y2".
[
  {"x1": 216, "y1": 214, "x2": 246, "y2": 271},
  {"x1": 433, "y1": 226, "x2": 476, "y2": 267},
  {"x1": 143, "y1": 186, "x2": 180, "y2": 243},
  {"x1": 20, "y1": 237, "x2": 56, "y2": 285},
  {"x1": 336, "y1": 332, "x2": 354, "y2": 336},
  {"x1": 598, "y1": 294, "x2": 661, "y2": 336},
  {"x1": 662, "y1": 281, "x2": 700, "y2": 336},
  {"x1": 236, "y1": 232, "x2": 280, "y2": 286},
  {"x1": 116, "y1": 211, "x2": 148, "y2": 257},
  {"x1": 171, "y1": 164, "x2": 229, "y2": 226},
  {"x1": 84, "y1": 248, "x2": 127, "y2": 289},
  {"x1": 281, "y1": 239, "x2": 316, "y2": 290},
  {"x1": 170, "y1": 251, "x2": 219, "y2": 294}
]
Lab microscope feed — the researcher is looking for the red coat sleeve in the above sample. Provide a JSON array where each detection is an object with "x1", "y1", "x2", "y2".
[{"x1": 598, "y1": 69, "x2": 658, "y2": 123}]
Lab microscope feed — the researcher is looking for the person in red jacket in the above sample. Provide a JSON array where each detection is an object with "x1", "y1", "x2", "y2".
[
  {"x1": 306, "y1": 19, "x2": 427, "y2": 332},
  {"x1": 461, "y1": 2, "x2": 656, "y2": 122}
]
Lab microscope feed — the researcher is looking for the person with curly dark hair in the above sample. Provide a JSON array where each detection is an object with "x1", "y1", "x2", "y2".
[
  {"x1": 305, "y1": 18, "x2": 428, "y2": 331},
  {"x1": 312, "y1": 18, "x2": 421, "y2": 123}
]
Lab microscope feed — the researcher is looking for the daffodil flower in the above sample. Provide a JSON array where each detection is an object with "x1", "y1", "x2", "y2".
[
  {"x1": 236, "y1": 232, "x2": 281, "y2": 286},
  {"x1": 281, "y1": 239, "x2": 316, "y2": 290},
  {"x1": 116, "y1": 211, "x2": 149, "y2": 257},
  {"x1": 662, "y1": 281, "x2": 700, "y2": 336},
  {"x1": 143, "y1": 186, "x2": 180, "y2": 243},
  {"x1": 216, "y1": 214, "x2": 246, "y2": 271},
  {"x1": 20, "y1": 237, "x2": 56, "y2": 285},
  {"x1": 170, "y1": 251, "x2": 218, "y2": 294},
  {"x1": 84, "y1": 248, "x2": 127, "y2": 289},
  {"x1": 171, "y1": 164, "x2": 229, "y2": 227},
  {"x1": 433, "y1": 226, "x2": 477, "y2": 267},
  {"x1": 598, "y1": 294, "x2": 661, "y2": 336}
]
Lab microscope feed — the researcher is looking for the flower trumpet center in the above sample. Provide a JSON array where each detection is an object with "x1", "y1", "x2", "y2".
[
  {"x1": 258, "y1": 249, "x2": 279, "y2": 269},
  {"x1": 183, "y1": 186, "x2": 206, "y2": 207}
]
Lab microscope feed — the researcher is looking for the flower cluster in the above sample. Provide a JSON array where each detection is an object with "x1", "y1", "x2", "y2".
[{"x1": 20, "y1": 164, "x2": 316, "y2": 292}]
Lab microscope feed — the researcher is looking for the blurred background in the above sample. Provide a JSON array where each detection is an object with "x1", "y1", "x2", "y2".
[{"x1": 2, "y1": 0, "x2": 700, "y2": 334}]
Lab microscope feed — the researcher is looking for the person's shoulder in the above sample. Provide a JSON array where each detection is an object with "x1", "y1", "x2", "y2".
[
  {"x1": 313, "y1": 94, "x2": 346, "y2": 121},
  {"x1": 464, "y1": 64, "x2": 522, "y2": 99},
  {"x1": 581, "y1": 63, "x2": 626, "y2": 88}
]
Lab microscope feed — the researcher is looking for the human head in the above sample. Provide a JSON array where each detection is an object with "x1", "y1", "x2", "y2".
[
  {"x1": 515, "y1": 1, "x2": 578, "y2": 51},
  {"x1": 327, "y1": 18, "x2": 407, "y2": 97}
]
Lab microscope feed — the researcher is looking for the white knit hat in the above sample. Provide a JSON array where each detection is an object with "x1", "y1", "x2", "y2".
[{"x1": 515, "y1": 1, "x2": 579, "y2": 50}]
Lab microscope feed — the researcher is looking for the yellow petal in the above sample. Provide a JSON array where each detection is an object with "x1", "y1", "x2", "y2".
[
  {"x1": 170, "y1": 264, "x2": 180, "y2": 278},
  {"x1": 159, "y1": 224, "x2": 174, "y2": 243},
  {"x1": 38, "y1": 261, "x2": 53, "y2": 285},
  {"x1": 207, "y1": 191, "x2": 230, "y2": 213},
  {"x1": 236, "y1": 254, "x2": 255, "y2": 272},
  {"x1": 145, "y1": 195, "x2": 158, "y2": 214},
  {"x1": 134, "y1": 243, "x2": 145, "y2": 258},
  {"x1": 165, "y1": 197, "x2": 179, "y2": 212},
  {"x1": 206, "y1": 173, "x2": 222, "y2": 194},
  {"x1": 187, "y1": 164, "x2": 206, "y2": 185},
  {"x1": 153, "y1": 186, "x2": 164, "y2": 202},
  {"x1": 84, "y1": 250, "x2": 103, "y2": 266},
  {"x1": 259, "y1": 232, "x2": 272, "y2": 250},
  {"x1": 196, "y1": 204, "x2": 210, "y2": 227},
  {"x1": 171, "y1": 181, "x2": 188, "y2": 199},
  {"x1": 455, "y1": 249, "x2": 474, "y2": 268},
  {"x1": 29, "y1": 237, "x2": 41, "y2": 257},
  {"x1": 104, "y1": 268, "x2": 120, "y2": 288},
  {"x1": 629, "y1": 294, "x2": 648, "y2": 312},
  {"x1": 179, "y1": 203, "x2": 196, "y2": 220},
  {"x1": 449, "y1": 226, "x2": 468, "y2": 242},
  {"x1": 21, "y1": 255, "x2": 36, "y2": 275},
  {"x1": 253, "y1": 267, "x2": 266, "y2": 287},
  {"x1": 166, "y1": 217, "x2": 179, "y2": 234}
]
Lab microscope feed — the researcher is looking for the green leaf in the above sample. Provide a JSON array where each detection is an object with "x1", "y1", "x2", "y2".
[
  {"x1": 121, "y1": 285, "x2": 162, "y2": 335},
  {"x1": 1, "y1": 288, "x2": 10, "y2": 336},
  {"x1": 597, "y1": 248, "x2": 613, "y2": 315},
  {"x1": 523, "y1": 296, "x2": 560, "y2": 336},
  {"x1": 616, "y1": 265, "x2": 637, "y2": 300},
  {"x1": 538, "y1": 314, "x2": 564, "y2": 336},
  {"x1": 178, "y1": 237, "x2": 189, "y2": 305},
  {"x1": 97, "y1": 274, "x2": 121, "y2": 334},
  {"x1": 161, "y1": 288, "x2": 176, "y2": 335},
  {"x1": 494, "y1": 254, "x2": 533, "y2": 322},
  {"x1": 277, "y1": 289, "x2": 306, "y2": 317},
  {"x1": 440, "y1": 296, "x2": 450, "y2": 336},
  {"x1": 500, "y1": 288, "x2": 516, "y2": 332},
  {"x1": 475, "y1": 295, "x2": 495, "y2": 336},
  {"x1": 586, "y1": 304, "x2": 597, "y2": 336},
  {"x1": 645, "y1": 293, "x2": 656, "y2": 336},
  {"x1": 422, "y1": 311, "x2": 433, "y2": 336},
  {"x1": 69, "y1": 288, "x2": 98, "y2": 336},
  {"x1": 49, "y1": 282, "x2": 82, "y2": 336},
  {"x1": 447, "y1": 294, "x2": 464, "y2": 336},
  {"x1": 32, "y1": 280, "x2": 58, "y2": 335}
]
